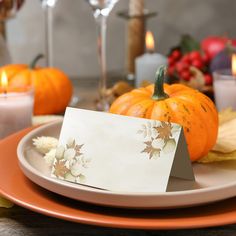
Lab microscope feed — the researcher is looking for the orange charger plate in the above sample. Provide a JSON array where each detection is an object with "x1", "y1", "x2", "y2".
[{"x1": 0, "y1": 127, "x2": 236, "y2": 230}]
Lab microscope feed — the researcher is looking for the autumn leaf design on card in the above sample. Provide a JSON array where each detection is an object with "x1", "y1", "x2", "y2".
[
  {"x1": 138, "y1": 121, "x2": 178, "y2": 159},
  {"x1": 52, "y1": 108, "x2": 195, "y2": 193},
  {"x1": 51, "y1": 138, "x2": 90, "y2": 184}
]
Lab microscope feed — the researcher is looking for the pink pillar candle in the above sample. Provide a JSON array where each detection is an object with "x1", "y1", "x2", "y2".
[{"x1": 0, "y1": 89, "x2": 34, "y2": 139}]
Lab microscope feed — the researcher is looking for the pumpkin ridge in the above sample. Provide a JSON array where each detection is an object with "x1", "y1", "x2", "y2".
[
  {"x1": 126, "y1": 99, "x2": 154, "y2": 117},
  {"x1": 11, "y1": 68, "x2": 27, "y2": 79},
  {"x1": 40, "y1": 69, "x2": 62, "y2": 113},
  {"x1": 191, "y1": 92, "x2": 219, "y2": 150},
  {"x1": 144, "y1": 101, "x2": 155, "y2": 118},
  {"x1": 175, "y1": 94, "x2": 215, "y2": 158},
  {"x1": 43, "y1": 68, "x2": 72, "y2": 113},
  {"x1": 131, "y1": 88, "x2": 151, "y2": 97},
  {"x1": 164, "y1": 99, "x2": 178, "y2": 123},
  {"x1": 150, "y1": 100, "x2": 171, "y2": 121},
  {"x1": 33, "y1": 70, "x2": 55, "y2": 114},
  {"x1": 175, "y1": 96, "x2": 208, "y2": 160},
  {"x1": 125, "y1": 97, "x2": 152, "y2": 114},
  {"x1": 2, "y1": 65, "x2": 27, "y2": 82},
  {"x1": 10, "y1": 68, "x2": 32, "y2": 86},
  {"x1": 110, "y1": 94, "x2": 149, "y2": 114},
  {"x1": 193, "y1": 92, "x2": 219, "y2": 124}
]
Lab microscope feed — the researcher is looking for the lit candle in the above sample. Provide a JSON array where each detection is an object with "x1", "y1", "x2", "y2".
[
  {"x1": 213, "y1": 54, "x2": 236, "y2": 111},
  {"x1": 0, "y1": 71, "x2": 34, "y2": 139},
  {"x1": 135, "y1": 31, "x2": 167, "y2": 87}
]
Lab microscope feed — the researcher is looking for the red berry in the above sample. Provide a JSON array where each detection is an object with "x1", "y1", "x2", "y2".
[
  {"x1": 172, "y1": 50, "x2": 182, "y2": 60},
  {"x1": 176, "y1": 62, "x2": 189, "y2": 73},
  {"x1": 189, "y1": 51, "x2": 202, "y2": 61},
  {"x1": 168, "y1": 57, "x2": 175, "y2": 66},
  {"x1": 192, "y1": 59, "x2": 204, "y2": 69},
  {"x1": 180, "y1": 70, "x2": 191, "y2": 81},
  {"x1": 181, "y1": 54, "x2": 191, "y2": 64},
  {"x1": 204, "y1": 74, "x2": 213, "y2": 85},
  {"x1": 202, "y1": 53, "x2": 210, "y2": 64},
  {"x1": 168, "y1": 66, "x2": 175, "y2": 76}
]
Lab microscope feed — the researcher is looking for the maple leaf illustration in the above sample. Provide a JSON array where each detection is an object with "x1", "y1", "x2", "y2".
[
  {"x1": 53, "y1": 160, "x2": 69, "y2": 178},
  {"x1": 155, "y1": 122, "x2": 172, "y2": 143},
  {"x1": 141, "y1": 138, "x2": 161, "y2": 159}
]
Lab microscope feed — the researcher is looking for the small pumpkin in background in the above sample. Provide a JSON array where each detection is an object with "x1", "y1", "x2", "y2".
[
  {"x1": 110, "y1": 66, "x2": 218, "y2": 162},
  {"x1": 1, "y1": 54, "x2": 73, "y2": 115}
]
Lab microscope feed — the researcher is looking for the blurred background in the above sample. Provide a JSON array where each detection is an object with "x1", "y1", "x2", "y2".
[{"x1": 5, "y1": 0, "x2": 236, "y2": 78}]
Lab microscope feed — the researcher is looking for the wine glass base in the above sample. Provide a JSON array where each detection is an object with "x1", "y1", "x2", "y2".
[
  {"x1": 69, "y1": 95, "x2": 80, "y2": 107},
  {"x1": 95, "y1": 99, "x2": 110, "y2": 112}
]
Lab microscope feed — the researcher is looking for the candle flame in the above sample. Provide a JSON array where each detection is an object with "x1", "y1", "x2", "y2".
[
  {"x1": 146, "y1": 31, "x2": 155, "y2": 52},
  {"x1": 232, "y1": 54, "x2": 236, "y2": 76},
  {"x1": 1, "y1": 70, "x2": 8, "y2": 94}
]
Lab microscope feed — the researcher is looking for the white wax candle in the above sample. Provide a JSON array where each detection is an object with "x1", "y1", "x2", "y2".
[
  {"x1": 0, "y1": 90, "x2": 34, "y2": 139},
  {"x1": 135, "y1": 53, "x2": 167, "y2": 87},
  {"x1": 213, "y1": 69, "x2": 236, "y2": 111}
]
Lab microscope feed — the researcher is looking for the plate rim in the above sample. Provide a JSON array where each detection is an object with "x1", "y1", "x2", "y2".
[
  {"x1": 1, "y1": 186, "x2": 236, "y2": 230},
  {"x1": 1, "y1": 126, "x2": 236, "y2": 229}
]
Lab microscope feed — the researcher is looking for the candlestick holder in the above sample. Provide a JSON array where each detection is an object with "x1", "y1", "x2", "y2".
[{"x1": 117, "y1": 9, "x2": 157, "y2": 81}]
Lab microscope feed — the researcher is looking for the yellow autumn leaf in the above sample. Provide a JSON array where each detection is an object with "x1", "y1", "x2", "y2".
[
  {"x1": 212, "y1": 118, "x2": 236, "y2": 153},
  {"x1": 198, "y1": 150, "x2": 236, "y2": 163},
  {"x1": 219, "y1": 107, "x2": 236, "y2": 125},
  {"x1": 0, "y1": 197, "x2": 14, "y2": 208},
  {"x1": 198, "y1": 108, "x2": 236, "y2": 163}
]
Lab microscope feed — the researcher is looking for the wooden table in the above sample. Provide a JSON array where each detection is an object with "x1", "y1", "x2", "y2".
[
  {"x1": 0, "y1": 78, "x2": 235, "y2": 236},
  {"x1": 0, "y1": 205, "x2": 236, "y2": 236}
]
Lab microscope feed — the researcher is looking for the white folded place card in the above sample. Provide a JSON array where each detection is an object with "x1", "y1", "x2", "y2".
[{"x1": 52, "y1": 107, "x2": 195, "y2": 193}]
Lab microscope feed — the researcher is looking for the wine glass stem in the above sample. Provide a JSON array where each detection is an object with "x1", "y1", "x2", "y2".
[
  {"x1": 44, "y1": 5, "x2": 53, "y2": 67},
  {"x1": 96, "y1": 15, "x2": 108, "y2": 111}
]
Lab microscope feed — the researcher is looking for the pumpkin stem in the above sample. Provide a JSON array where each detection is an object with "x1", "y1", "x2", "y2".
[
  {"x1": 30, "y1": 54, "x2": 44, "y2": 69},
  {"x1": 152, "y1": 66, "x2": 169, "y2": 101}
]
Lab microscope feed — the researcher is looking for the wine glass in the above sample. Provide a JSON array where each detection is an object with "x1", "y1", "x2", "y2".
[
  {"x1": 40, "y1": 0, "x2": 81, "y2": 107},
  {"x1": 86, "y1": 0, "x2": 119, "y2": 111},
  {"x1": 40, "y1": 0, "x2": 58, "y2": 67}
]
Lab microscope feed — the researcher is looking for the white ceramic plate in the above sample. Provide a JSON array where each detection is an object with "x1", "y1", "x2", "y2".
[{"x1": 17, "y1": 121, "x2": 236, "y2": 209}]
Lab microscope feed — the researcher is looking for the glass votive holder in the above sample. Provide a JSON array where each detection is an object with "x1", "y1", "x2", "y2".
[
  {"x1": 0, "y1": 86, "x2": 34, "y2": 139},
  {"x1": 213, "y1": 69, "x2": 236, "y2": 111}
]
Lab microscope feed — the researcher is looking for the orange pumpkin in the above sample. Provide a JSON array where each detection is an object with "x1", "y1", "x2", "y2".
[
  {"x1": 110, "y1": 66, "x2": 218, "y2": 161},
  {"x1": 1, "y1": 55, "x2": 73, "y2": 115}
]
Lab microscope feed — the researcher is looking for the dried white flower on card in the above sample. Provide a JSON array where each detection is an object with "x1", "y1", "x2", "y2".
[
  {"x1": 55, "y1": 146, "x2": 65, "y2": 160},
  {"x1": 44, "y1": 148, "x2": 57, "y2": 166},
  {"x1": 70, "y1": 160, "x2": 84, "y2": 176},
  {"x1": 33, "y1": 136, "x2": 58, "y2": 154},
  {"x1": 64, "y1": 148, "x2": 76, "y2": 161}
]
